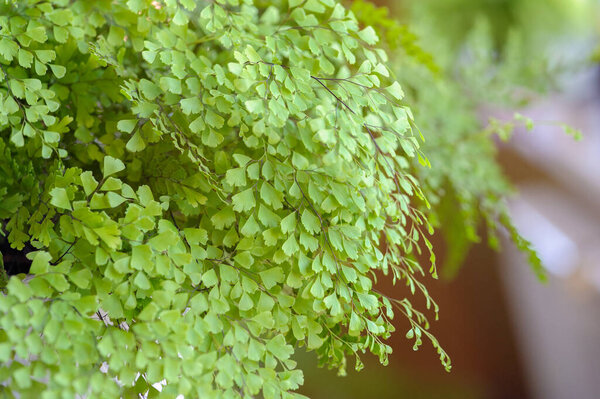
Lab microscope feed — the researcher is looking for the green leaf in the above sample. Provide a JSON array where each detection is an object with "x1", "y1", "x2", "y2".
[
  {"x1": 292, "y1": 152, "x2": 309, "y2": 169},
  {"x1": 244, "y1": 45, "x2": 261, "y2": 63},
  {"x1": 107, "y1": 192, "x2": 126, "y2": 208},
  {"x1": 126, "y1": 132, "x2": 146, "y2": 152},
  {"x1": 280, "y1": 213, "x2": 296, "y2": 234},
  {"x1": 202, "y1": 269, "x2": 218, "y2": 287},
  {"x1": 245, "y1": 99, "x2": 263, "y2": 114},
  {"x1": 139, "y1": 79, "x2": 162, "y2": 100},
  {"x1": 266, "y1": 335, "x2": 293, "y2": 361},
  {"x1": 234, "y1": 251, "x2": 254, "y2": 268},
  {"x1": 160, "y1": 77, "x2": 182, "y2": 94},
  {"x1": 131, "y1": 244, "x2": 152, "y2": 271},
  {"x1": 103, "y1": 155, "x2": 126, "y2": 177},
  {"x1": 49, "y1": 187, "x2": 71, "y2": 210},
  {"x1": 102, "y1": 296, "x2": 124, "y2": 318},
  {"x1": 358, "y1": 26, "x2": 378, "y2": 45},
  {"x1": 35, "y1": 49, "x2": 56, "y2": 63},
  {"x1": 18, "y1": 49, "x2": 34, "y2": 68},
  {"x1": 26, "y1": 26, "x2": 48, "y2": 43},
  {"x1": 225, "y1": 167, "x2": 247, "y2": 187},
  {"x1": 117, "y1": 119, "x2": 137, "y2": 133},
  {"x1": 260, "y1": 182, "x2": 283, "y2": 210},
  {"x1": 134, "y1": 272, "x2": 152, "y2": 290},
  {"x1": 282, "y1": 235, "x2": 299, "y2": 256},
  {"x1": 138, "y1": 302, "x2": 159, "y2": 321},
  {"x1": 94, "y1": 223, "x2": 122, "y2": 249},
  {"x1": 53, "y1": 26, "x2": 68, "y2": 42},
  {"x1": 349, "y1": 311, "x2": 362, "y2": 335},
  {"x1": 180, "y1": 0, "x2": 197, "y2": 11},
  {"x1": 386, "y1": 81, "x2": 404, "y2": 100},
  {"x1": 305, "y1": 0, "x2": 326, "y2": 13},
  {"x1": 232, "y1": 154, "x2": 252, "y2": 167},
  {"x1": 49, "y1": 64, "x2": 66, "y2": 78},
  {"x1": 259, "y1": 267, "x2": 284, "y2": 289},
  {"x1": 43, "y1": 274, "x2": 69, "y2": 292},
  {"x1": 301, "y1": 210, "x2": 320, "y2": 234},
  {"x1": 211, "y1": 207, "x2": 236, "y2": 229},
  {"x1": 257, "y1": 204, "x2": 280, "y2": 228},
  {"x1": 238, "y1": 292, "x2": 254, "y2": 311},
  {"x1": 70, "y1": 268, "x2": 92, "y2": 289},
  {"x1": 240, "y1": 214, "x2": 261, "y2": 237},
  {"x1": 3, "y1": 96, "x2": 19, "y2": 114},
  {"x1": 189, "y1": 116, "x2": 206, "y2": 134},
  {"x1": 309, "y1": 278, "x2": 324, "y2": 298},
  {"x1": 184, "y1": 228, "x2": 208, "y2": 245},
  {"x1": 232, "y1": 188, "x2": 256, "y2": 213},
  {"x1": 173, "y1": 9, "x2": 189, "y2": 26},
  {"x1": 205, "y1": 110, "x2": 224, "y2": 129},
  {"x1": 0, "y1": 38, "x2": 19, "y2": 61},
  {"x1": 180, "y1": 97, "x2": 203, "y2": 115},
  {"x1": 80, "y1": 171, "x2": 99, "y2": 196},
  {"x1": 29, "y1": 251, "x2": 52, "y2": 274}
]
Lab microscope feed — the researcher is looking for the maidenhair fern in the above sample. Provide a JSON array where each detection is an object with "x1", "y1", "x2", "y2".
[
  {"x1": 350, "y1": 0, "x2": 556, "y2": 280},
  {"x1": 0, "y1": 0, "x2": 552, "y2": 397}
]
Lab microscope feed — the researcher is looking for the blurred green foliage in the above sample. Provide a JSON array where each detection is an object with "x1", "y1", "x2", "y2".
[
  {"x1": 407, "y1": 0, "x2": 583, "y2": 52},
  {"x1": 350, "y1": 0, "x2": 593, "y2": 278}
]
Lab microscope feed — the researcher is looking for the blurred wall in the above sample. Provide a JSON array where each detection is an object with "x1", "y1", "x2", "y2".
[{"x1": 499, "y1": 65, "x2": 600, "y2": 399}]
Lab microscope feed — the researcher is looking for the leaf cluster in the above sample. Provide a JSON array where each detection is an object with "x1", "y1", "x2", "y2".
[{"x1": 0, "y1": 0, "x2": 449, "y2": 398}]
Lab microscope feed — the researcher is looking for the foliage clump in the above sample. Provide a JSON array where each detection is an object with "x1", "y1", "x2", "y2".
[
  {"x1": 351, "y1": 0, "x2": 560, "y2": 279},
  {"x1": 0, "y1": 0, "x2": 452, "y2": 397}
]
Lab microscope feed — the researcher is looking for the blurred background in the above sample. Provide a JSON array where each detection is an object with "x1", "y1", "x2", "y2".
[{"x1": 297, "y1": 0, "x2": 600, "y2": 398}]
